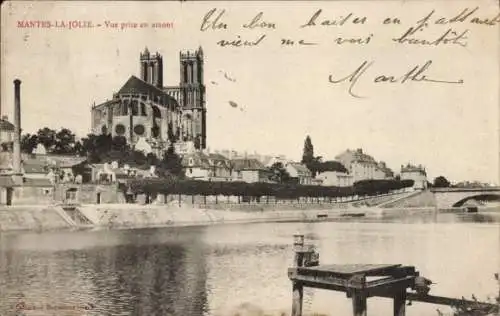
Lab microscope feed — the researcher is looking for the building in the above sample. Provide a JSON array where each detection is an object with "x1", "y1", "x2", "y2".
[
  {"x1": 400, "y1": 163, "x2": 428, "y2": 190},
  {"x1": 285, "y1": 162, "x2": 313, "y2": 185},
  {"x1": 231, "y1": 158, "x2": 272, "y2": 183},
  {"x1": 315, "y1": 171, "x2": 353, "y2": 187},
  {"x1": 335, "y1": 149, "x2": 393, "y2": 183},
  {"x1": 91, "y1": 47, "x2": 207, "y2": 156},
  {"x1": 0, "y1": 116, "x2": 14, "y2": 146},
  {"x1": 265, "y1": 155, "x2": 290, "y2": 168},
  {"x1": 377, "y1": 161, "x2": 394, "y2": 179},
  {"x1": 182, "y1": 151, "x2": 232, "y2": 181}
]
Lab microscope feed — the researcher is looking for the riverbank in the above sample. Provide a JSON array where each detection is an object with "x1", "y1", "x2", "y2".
[
  {"x1": 0, "y1": 203, "x2": 371, "y2": 232},
  {"x1": 3, "y1": 190, "x2": 494, "y2": 233}
]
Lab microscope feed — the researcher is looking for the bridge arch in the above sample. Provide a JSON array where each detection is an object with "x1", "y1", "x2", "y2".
[{"x1": 452, "y1": 194, "x2": 500, "y2": 207}]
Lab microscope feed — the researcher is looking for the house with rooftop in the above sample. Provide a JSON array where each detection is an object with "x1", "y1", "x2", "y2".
[
  {"x1": 231, "y1": 158, "x2": 272, "y2": 183},
  {"x1": 335, "y1": 148, "x2": 393, "y2": 183},
  {"x1": 285, "y1": 162, "x2": 312, "y2": 185},
  {"x1": 314, "y1": 160, "x2": 353, "y2": 187},
  {"x1": 182, "y1": 151, "x2": 232, "y2": 181}
]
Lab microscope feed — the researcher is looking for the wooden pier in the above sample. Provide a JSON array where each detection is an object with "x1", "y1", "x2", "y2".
[{"x1": 288, "y1": 234, "x2": 498, "y2": 316}]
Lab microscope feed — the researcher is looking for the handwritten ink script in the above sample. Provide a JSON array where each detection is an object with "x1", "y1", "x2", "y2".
[{"x1": 199, "y1": 6, "x2": 499, "y2": 97}]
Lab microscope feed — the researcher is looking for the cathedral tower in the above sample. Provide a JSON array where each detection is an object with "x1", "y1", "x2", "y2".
[
  {"x1": 179, "y1": 46, "x2": 206, "y2": 149},
  {"x1": 140, "y1": 47, "x2": 163, "y2": 88}
]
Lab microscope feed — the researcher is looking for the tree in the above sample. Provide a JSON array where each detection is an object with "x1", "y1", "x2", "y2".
[
  {"x1": 73, "y1": 140, "x2": 84, "y2": 156},
  {"x1": 36, "y1": 127, "x2": 57, "y2": 151},
  {"x1": 314, "y1": 160, "x2": 347, "y2": 174},
  {"x1": 111, "y1": 136, "x2": 128, "y2": 152},
  {"x1": 21, "y1": 133, "x2": 39, "y2": 153},
  {"x1": 53, "y1": 128, "x2": 76, "y2": 154},
  {"x1": 433, "y1": 176, "x2": 450, "y2": 188},
  {"x1": 269, "y1": 162, "x2": 291, "y2": 184},
  {"x1": 80, "y1": 133, "x2": 112, "y2": 163},
  {"x1": 156, "y1": 145, "x2": 184, "y2": 178},
  {"x1": 301, "y1": 135, "x2": 314, "y2": 165}
]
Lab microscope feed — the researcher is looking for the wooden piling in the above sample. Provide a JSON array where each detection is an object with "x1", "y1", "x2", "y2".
[
  {"x1": 292, "y1": 282, "x2": 304, "y2": 316},
  {"x1": 352, "y1": 290, "x2": 367, "y2": 316},
  {"x1": 292, "y1": 234, "x2": 305, "y2": 316},
  {"x1": 393, "y1": 290, "x2": 406, "y2": 316}
]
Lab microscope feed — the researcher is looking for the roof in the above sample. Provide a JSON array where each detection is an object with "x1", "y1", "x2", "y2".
[
  {"x1": 335, "y1": 149, "x2": 377, "y2": 165},
  {"x1": 23, "y1": 163, "x2": 47, "y2": 174},
  {"x1": 207, "y1": 153, "x2": 232, "y2": 168},
  {"x1": 286, "y1": 162, "x2": 312, "y2": 176},
  {"x1": 401, "y1": 164, "x2": 426, "y2": 175},
  {"x1": 0, "y1": 118, "x2": 14, "y2": 131},
  {"x1": 92, "y1": 99, "x2": 120, "y2": 110},
  {"x1": 208, "y1": 153, "x2": 229, "y2": 161},
  {"x1": 45, "y1": 156, "x2": 87, "y2": 168},
  {"x1": 231, "y1": 158, "x2": 266, "y2": 171},
  {"x1": 182, "y1": 152, "x2": 210, "y2": 169},
  {"x1": 23, "y1": 177, "x2": 53, "y2": 187},
  {"x1": 118, "y1": 76, "x2": 179, "y2": 108},
  {"x1": 0, "y1": 176, "x2": 15, "y2": 186}
]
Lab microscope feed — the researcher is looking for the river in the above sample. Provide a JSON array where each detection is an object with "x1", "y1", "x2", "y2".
[{"x1": 0, "y1": 210, "x2": 499, "y2": 316}]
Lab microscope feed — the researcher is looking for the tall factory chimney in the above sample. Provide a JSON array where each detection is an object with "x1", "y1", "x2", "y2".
[{"x1": 13, "y1": 79, "x2": 22, "y2": 175}]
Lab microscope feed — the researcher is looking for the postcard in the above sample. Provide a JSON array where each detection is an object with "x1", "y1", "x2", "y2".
[{"x1": 0, "y1": 1, "x2": 499, "y2": 316}]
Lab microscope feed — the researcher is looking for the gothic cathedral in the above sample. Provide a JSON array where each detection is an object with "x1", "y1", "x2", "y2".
[{"x1": 91, "y1": 47, "x2": 207, "y2": 155}]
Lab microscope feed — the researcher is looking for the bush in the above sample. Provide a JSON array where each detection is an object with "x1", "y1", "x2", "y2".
[
  {"x1": 128, "y1": 179, "x2": 356, "y2": 198},
  {"x1": 353, "y1": 179, "x2": 414, "y2": 196}
]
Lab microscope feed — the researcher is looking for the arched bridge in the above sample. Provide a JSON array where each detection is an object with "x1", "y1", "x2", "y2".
[{"x1": 431, "y1": 187, "x2": 500, "y2": 209}]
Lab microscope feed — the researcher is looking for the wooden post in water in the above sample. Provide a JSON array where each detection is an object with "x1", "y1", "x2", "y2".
[
  {"x1": 292, "y1": 234, "x2": 305, "y2": 316},
  {"x1": 349, "y1": 274, "x2": 367, "y2": 316},
  {"x1": 352, "y1": 291, "x2": 367, "y2": 316},
  {"x1": 393, "y1": 290, "x2": 406, "y2": 316}
]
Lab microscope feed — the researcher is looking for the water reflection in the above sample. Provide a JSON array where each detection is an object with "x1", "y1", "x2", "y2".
[
  {"x1": 0, "y1": 212, "x2": 498, "y2": 316},
  {"x1": 0, "y1": 228, "x2": 209, "y2": 316}
]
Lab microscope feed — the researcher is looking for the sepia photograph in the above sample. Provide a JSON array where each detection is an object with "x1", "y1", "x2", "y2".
[{"x1": 0, "y1": 1, "x2": 499, "y2": 315}]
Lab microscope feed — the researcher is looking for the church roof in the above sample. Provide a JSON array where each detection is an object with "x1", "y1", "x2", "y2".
[{"x1": 118, "y1": 76, "x2": 179, "y2": 108}]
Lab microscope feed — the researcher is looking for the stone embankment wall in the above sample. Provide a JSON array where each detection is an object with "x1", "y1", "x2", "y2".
[
  {"x1": 380, "y1": 190, "x2": 437, "y2": 208},
  {"x1": 0, "y1": 206, "x2": 72, "y2": 232},
  {"x1": 77, "y1": 203, "x2": 371, "y2": 229},
  {"x1": 0, "y1": 191, "x2": 436, "y2": 233}
]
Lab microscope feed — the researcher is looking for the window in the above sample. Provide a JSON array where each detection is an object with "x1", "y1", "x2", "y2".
[
  {"x1": 115, "y1": 124, "x2": 126, "y2": 135},
  {"x1": 134, "y1": 124, "x2": 145, "y2": 136},
  {"x1": 121, "y1": 101, "x2": 128, "y2": 115},
  {"x1": 131, "y1": 100, "x2": 139, "y2": 116},
  {"x1": 65, "y1": 188, "x2": 77, "y2": 201}
]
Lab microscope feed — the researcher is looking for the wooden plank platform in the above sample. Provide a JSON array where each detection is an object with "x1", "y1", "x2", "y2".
[
  {"x1": 296, "y1": 264, "x2": 403, "y2": 276},
  {"x1": 288, "y1": 235, "x2": 498, "y2": 316}
]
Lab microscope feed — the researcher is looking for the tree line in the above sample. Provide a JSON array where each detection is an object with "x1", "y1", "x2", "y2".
[
  {"x1": 17, "y1": 127, "x2": 184, "y2": 177},
  {"x1": 127, "y1": 178, "x2": 414, "y2": 198}
]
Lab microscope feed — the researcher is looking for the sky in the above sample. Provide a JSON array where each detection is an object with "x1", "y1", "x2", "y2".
[{"x1": 1, "y1": 0, "x2": 499, "y2": 184}]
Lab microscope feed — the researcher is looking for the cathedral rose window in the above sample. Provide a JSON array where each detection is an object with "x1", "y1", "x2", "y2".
[
  {"x1": 115, "y1": 124, "x2": 126, "y2": 135},
  {"x1": 134, "y1": 124, "x2": 145, "y2": 136}
]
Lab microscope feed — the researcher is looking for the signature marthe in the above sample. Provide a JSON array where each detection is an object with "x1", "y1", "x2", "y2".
[{"x1": 328, "y1": 60, "x2": 464, "y2": 98}]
